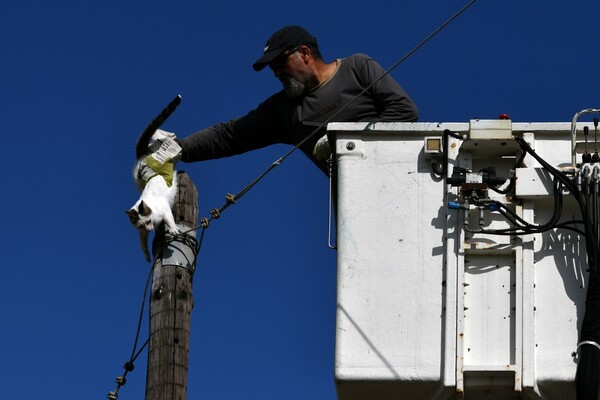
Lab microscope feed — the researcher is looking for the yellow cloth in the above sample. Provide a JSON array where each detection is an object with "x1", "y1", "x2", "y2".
[{"x1": 140, "y1": 156, "x2": 175, "y2": 188}]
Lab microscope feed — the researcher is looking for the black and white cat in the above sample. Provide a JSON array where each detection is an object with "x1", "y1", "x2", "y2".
[{"x1": 126, "y1": 129, "x2": 180, "y2": 262}]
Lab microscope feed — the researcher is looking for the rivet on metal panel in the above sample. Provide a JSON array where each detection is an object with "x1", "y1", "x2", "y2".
[{"x1": 346, "y1": 142, "x2": 355, "y2": 151}]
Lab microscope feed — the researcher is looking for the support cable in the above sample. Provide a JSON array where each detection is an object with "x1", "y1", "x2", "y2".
[{"x1": 184, "y1": 0, "x2": 479, "y2": 240}]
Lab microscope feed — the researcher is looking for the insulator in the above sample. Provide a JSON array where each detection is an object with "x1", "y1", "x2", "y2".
[
  {"x1": 107, "y1": 391, "x2": 118, "y2": 400},
  {"x1": 225, "y1": 193, "x2": 236, "y2": 204},
  {"x1": 116, "y1": 376, "x2": 127, "y2": 385}
]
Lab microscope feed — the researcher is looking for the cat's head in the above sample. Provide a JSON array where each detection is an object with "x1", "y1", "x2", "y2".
[{"x1": 125, "y1": 200, "x2": 154, "y2": 232}]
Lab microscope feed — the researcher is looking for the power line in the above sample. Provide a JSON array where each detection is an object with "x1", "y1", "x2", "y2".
[{"x1": 190, "y1": 0, "x2": 480, "y2": 236}]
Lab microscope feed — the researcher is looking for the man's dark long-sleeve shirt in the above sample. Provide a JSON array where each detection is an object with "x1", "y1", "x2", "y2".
[{"x1": 181, "y1": 54, "x2": 419, "y2": 165}]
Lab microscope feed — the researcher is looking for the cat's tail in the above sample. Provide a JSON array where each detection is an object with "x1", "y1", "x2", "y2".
[{"x1": 135, "y1": 95, "x2": 182, "y2": 159}]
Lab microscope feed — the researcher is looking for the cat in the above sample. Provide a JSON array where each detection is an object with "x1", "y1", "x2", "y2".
[{"x1": 126, "y1": 128, "x2": 181, "y2": 262}]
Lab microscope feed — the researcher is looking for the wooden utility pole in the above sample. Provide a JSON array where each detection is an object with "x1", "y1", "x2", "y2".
[{"x1": 146, "y1": 171, "x2": 198, "y2": 400}]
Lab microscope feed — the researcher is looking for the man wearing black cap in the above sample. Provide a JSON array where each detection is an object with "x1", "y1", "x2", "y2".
[{"x1": 179, "y1": 25, "x2": 418, "y2": 172}]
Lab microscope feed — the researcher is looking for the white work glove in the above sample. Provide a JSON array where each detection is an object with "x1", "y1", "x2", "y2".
[
  {"x1": 312, "y1": 134, "x2": 331, "y2": 161},
  {"x1": 147, "y1": 129, "x2": 182, "y2": 163}
]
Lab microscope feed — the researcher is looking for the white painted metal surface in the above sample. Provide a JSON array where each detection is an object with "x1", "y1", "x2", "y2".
[{"x1": 330, "y1": 121, "x2": 595, "y2": 399}]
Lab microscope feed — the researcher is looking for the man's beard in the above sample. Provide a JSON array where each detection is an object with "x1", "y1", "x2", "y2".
[{"x1": 281, "y1": 76, "x2": 306, "y2": 98}]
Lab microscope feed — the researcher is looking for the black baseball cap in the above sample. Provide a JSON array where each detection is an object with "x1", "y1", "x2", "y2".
[{"x1": 253, "y1": 26, "x2": 317, "y2": 71}]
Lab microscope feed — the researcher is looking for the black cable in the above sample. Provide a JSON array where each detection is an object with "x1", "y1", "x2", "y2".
[
  {"x1": 432, "y1": 129, "x2": 465, "y2": 177},
  {"x1": 464, "y1": 138, "x2": 591, "y2": 238},
  {"x1": 577, "y1": 344, "x2": 600, "y2": 400},
  {"x1": 107, "y1": 256, "x2": 157, "y2": 399},
  {"x1": 488, "y1": 150, "x2": 526, "y2": 195},
  {"x1": 467, "y1": 178, "x2": 564, "y2": 236},
  {"x1": 129, "y1": 257, "x2": 156, "y2": 362},
  {"x1": 554, "y1": 222, "x2": 586, "y2": 236},
  {"x1": 190, "y1": 0, "x2": 480, "y2": 233}
]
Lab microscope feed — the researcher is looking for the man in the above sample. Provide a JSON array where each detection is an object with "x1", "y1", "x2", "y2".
[{"x1": 179, "y1": 25, "x2": 418, "y2": 173}]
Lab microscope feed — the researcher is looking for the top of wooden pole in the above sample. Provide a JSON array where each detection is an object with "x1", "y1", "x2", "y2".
[{"x1": 152, "y1": 171, "x2": 199, "y2": 272}]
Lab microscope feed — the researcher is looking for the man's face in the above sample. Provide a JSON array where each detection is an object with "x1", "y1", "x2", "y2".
[{"x1": 269, "y1": 48, "x2": 317, "y2": 98}]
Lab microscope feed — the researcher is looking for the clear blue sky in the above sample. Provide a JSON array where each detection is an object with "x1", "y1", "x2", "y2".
[{"x1": 1, "y1": 1, "x2": 599, "y2": 399}]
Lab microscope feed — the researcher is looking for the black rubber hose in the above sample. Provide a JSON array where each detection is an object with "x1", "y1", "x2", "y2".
[{"x1": 576, "y1": 343, "x2": 600, "y2": 399}]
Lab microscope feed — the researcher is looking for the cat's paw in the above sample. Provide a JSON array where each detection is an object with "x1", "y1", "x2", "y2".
[{"x1": 167, "y1": 225, "x2": 180, "y2": 236}]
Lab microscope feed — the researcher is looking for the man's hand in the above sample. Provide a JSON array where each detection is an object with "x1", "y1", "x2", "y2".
[
  {"x1": 312, "y1": 134, "x2": 331, "y2": 161},
  {"x1": 148, "y1": 129, "x2": 182, "y2": 163}
]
